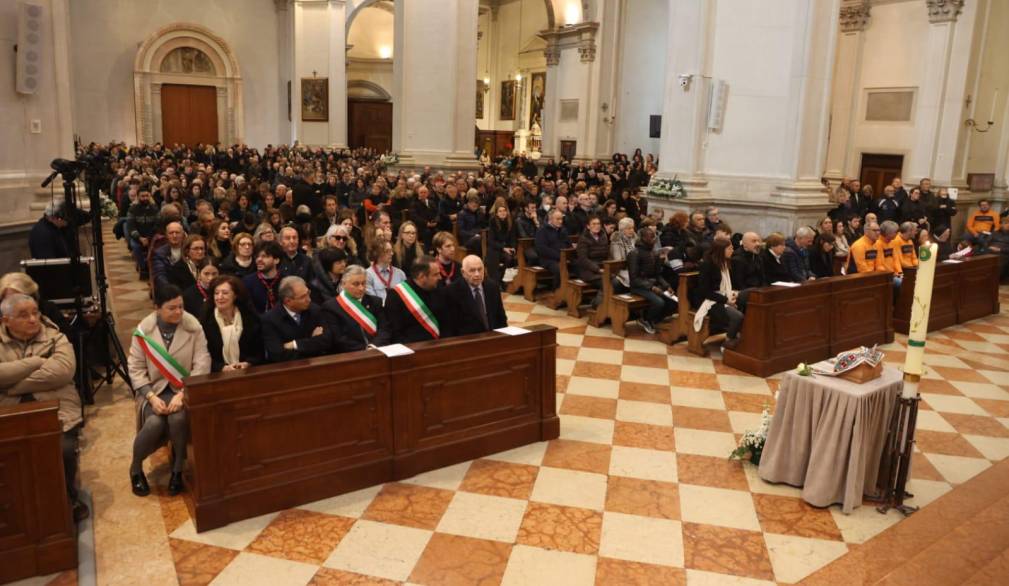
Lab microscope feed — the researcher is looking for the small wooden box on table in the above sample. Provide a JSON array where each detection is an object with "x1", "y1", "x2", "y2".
[
  {"x1": 0, "y1": 401, "x2": 77, "y2": 584},
  {"x1": 185, "y1": 325, "x2": 559, "y2": 532}
]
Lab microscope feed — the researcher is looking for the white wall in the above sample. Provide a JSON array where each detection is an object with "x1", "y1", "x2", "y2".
[
  {"x1": 846, "y1": 1, "x2": 928, "y2": 177},
  {"x1": 69, "y1": 0, "x2": 282, "y2": 147},
  {"x1": 613, "y1": 0, "x2": 666, "y2": 157},
  {"x1": 702, "y1": 0, "x2": 800, "y2": 178},
  {"x1": 964, "y1": 0, "x2": 1009, "y2": 180},
  {"x1": 0, "y1": 0, "x2": 72, "y2": 225}
]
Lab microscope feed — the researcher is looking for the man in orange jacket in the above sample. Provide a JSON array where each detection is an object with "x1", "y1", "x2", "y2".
[
  {"x1": 967, "y1": 199, "x2": 1000, "y2": 236},
  {"x1": 847, "y1": 221, "x2": 883, "y2": 274},
  {"x1": 893, "y1": 222, "x2": 919, "y2": 269}
]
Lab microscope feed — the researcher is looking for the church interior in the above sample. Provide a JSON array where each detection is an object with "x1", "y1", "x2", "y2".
[{"x1": 2, "y1": 0, "x2": 1009, "y2": 584}]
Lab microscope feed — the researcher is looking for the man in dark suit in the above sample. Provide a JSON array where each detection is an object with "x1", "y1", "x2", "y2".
[
  {"x1": 321, "y1": 265, "x2": 388, "y2": 352},
  {"x1": 261, "y1": 276, "x2": 330, "y2": 362},
  {"x1": 445, "y1": 255, "x2": 508, "y2": 337},
  {"x1": 385, "y1": 255, "x2": 449, "y2": 344},
  {"x1": 535, "y1": 209, "x2": 568, "y2": 288}
]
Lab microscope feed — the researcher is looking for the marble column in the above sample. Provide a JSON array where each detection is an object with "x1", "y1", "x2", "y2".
[
  {"x1": 770, "y1": 0, "x2": 841, "y2": 208},
  {"x1": 393, "y1": 0, "x2": 479, "y2": 168},
  {"x1": 652, "y1": 0, "x2": 715, "y2": 202},
  {"x1": 907, "y1": 0, "x2": 976, "y2": 186},
  {"x1": 289, "y1": 0, "x2": 348, "y2": 147},
  {"x1": 823, "y1": 0, "x2": 870, "y2": 182},
  {"x1": 537, "y1": 22, "x2": 601, "y2": 162},
  {"x1": 540, "y1": 38, "x2": 560, "y2": 159}
]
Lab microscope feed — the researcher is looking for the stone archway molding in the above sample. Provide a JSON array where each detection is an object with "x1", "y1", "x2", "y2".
[
  {"x1": 347, "y1": 79, "x2": 392, "y2": 101},
  {"x1": 346, "y1": 0, "x2": 556, "y2": 33},
  {"x1": 133, "y1": 22, "x2": 244, "y2": 146}
]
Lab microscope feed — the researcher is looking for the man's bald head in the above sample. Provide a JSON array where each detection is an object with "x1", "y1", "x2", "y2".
[
  {"x1": 461, "y1": 255, "x2": 485, "y2": 288},
  {"x1": 741, "y1": 232, "x2": 761, "y2": 253}
]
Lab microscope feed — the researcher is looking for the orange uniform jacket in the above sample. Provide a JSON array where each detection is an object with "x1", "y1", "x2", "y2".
[
  {"x1": 967, "y1": 210, "x2": 1000, "y2": 235},
  {"x1": 893, "y1": 235, "x2": 919, "y2": 269},
  {"x1": 878, "y1": 237, "x2": 903, "y2": 276},
  {"x1": 847, "y1": 235, "x2": 882, "y2": 274}
]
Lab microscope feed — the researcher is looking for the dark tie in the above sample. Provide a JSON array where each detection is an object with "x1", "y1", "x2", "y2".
[
  {"x1": 473, "y1": 286, "x2": 489, "y2": 330},
  {"x1": 292, "y1": 312, "x2": 301, "y2": 326}
]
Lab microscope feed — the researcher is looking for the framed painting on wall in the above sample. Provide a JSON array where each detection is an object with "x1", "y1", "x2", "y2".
[
  {"x1": 476, "y1": 80, "x2": 486, "y2": 119},
  {"x1": 301, "y1": 78, "x2": 329, "y2": 122},
  {"x1": 529, "y1": 72, "x2": 545, "y2": 128},
  {"x1": 500, "y1": 80, "x2": 516, "y2": 121}
]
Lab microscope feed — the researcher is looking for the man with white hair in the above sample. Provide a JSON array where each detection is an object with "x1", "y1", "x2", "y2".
[
  {"x1": 783, "y1": 226, "x2": 816, "y2": 282},
  {"x1": 444, "y1": 255, "x2": 508, "y2": 336},
  {"x1": 28, "y1": 200, "x2": 72, "y2": 259},
  {"x1": 0, "y1": 294, "x2": 87, "y2": 521}
]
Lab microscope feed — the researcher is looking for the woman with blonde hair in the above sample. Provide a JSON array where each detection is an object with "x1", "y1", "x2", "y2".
[
  {"x1": 393, "y1": 220, "x2": 425, "y2": 271},
  {"x1": 324, "y1": 224, "x2": 363, "y2": 266}
]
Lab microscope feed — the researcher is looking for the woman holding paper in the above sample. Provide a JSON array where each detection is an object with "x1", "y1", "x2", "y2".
[
  {"x1": 691, "y1": 239, "x2": 744, "y2": 349},
  {"x1": 128, "y1": 284, "x2": 211, "y2": 497}
]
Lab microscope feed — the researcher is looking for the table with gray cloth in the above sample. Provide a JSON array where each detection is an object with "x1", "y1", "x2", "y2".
[{"x1": 758, "y1": 366, "x2": 902, "y2": 513}]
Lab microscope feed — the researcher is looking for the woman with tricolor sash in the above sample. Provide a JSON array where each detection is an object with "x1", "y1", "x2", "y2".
[
  {"x1": 321, "y1": 265, "x2": 388, "y2": 352},
  {"x1": 127, "y1": 284, "x2": 211, "y2": 497}
]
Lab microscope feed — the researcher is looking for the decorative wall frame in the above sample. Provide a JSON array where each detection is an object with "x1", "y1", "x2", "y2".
[
  {"x1": 133, "y1": 22, "x2": 243, "y2": 145},
  {"x1": 500, "y1": 80, "x2": 516, "y2": 121},
  {"x1": 476, "y1": 80, "x2": 486, "y2": 119},
  {"x1": 529, "y1": 72, "x2": 545, "y2": 128},
  {"x1": 301, "y1": 78, "x2": 329, "y2": 122}
]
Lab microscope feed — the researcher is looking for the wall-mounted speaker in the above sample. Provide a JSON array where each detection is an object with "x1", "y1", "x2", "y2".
[
  {"x1": 649, "y1": 115, "x2": 661, "y2": 139},
  {"x1": 16, "y1": 2, "x2": 44, "y2": 95}
]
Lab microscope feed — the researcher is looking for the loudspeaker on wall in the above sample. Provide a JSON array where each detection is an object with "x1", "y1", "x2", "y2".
[{"x1": 16, "y1": 2, "x2": 44, "y2": 95}]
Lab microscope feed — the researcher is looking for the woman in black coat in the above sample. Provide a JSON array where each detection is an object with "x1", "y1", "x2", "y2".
[
  {"x1": 692, "y1": 239, "x2": 744, "y2": 347},
  {"x1": 809, "y1": 233, "x2": 836, "y2": 279},
  {"x1": 760, "y1": 233, "x2": 792, "y2": 284},
  {"x1": 200, "y1": 275, "x2": 263, "y2": 372},
  {"x1": 486, "y1": 202, "x2": 518, "y2": 283}
]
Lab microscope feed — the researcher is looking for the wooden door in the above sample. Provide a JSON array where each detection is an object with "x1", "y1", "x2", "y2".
[
  {"x1": 859, "y1": 153, "x2": 903, "y2": 197},
  {"x1": 348, "y1": 100, "x2": 392, "y2": 152},
  {"x1": 161, "y1": 84, "x2": 218, "y2": 146}
]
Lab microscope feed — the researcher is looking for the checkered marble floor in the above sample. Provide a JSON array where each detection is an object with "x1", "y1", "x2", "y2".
[{"x1": 22, "y1": 225, "x2": 1009, "y2": 586}]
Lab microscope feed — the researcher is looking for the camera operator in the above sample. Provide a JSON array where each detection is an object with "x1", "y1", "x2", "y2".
[{"x1": 28, "y1": 201, "x2": 73, "y2": 260}]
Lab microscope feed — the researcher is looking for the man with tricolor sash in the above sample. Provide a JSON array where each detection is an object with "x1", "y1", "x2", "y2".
[
  {"x1": 385, "y1": 255, "x2": 450, "y2": 344},
  {"x1": 321, "y1": 265, "x2": 389, "y2": 352}
]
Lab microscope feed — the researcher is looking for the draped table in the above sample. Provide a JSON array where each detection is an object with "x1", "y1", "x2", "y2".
[{"x1": 758, "y1": 366, "x2": 902, "y2": 513}]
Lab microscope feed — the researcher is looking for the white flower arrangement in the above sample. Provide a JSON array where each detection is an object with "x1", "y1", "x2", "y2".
[
  {"x1": 380, "y1": 153, "x2": 399, "y2": 166},
  {"x1": 729, "y1": 406, "x2": 771, "y2": 465},
  {"x1": 645, "y1": 175, "x2": 687, "y2": 199}
]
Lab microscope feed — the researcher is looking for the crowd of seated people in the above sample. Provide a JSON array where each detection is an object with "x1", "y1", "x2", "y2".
[{"x1": 14, "y1": 141, "x2": 1008, "y2": 508}]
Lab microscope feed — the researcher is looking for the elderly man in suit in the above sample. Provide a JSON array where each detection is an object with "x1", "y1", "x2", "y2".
[
  {"x1": 445, "y1": 255, "x2": 508, "y2": 337},
  {"x1": 261, "y1": 276, "x2": 330, "y2": 362}
]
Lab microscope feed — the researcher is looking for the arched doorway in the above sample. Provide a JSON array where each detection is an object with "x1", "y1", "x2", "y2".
[
  {"x1": 133, "y1": 23, "x2": 243, "y2": 146},
  {"x1": 346, "y1": 2, "x2": 394, "y2": 152}
]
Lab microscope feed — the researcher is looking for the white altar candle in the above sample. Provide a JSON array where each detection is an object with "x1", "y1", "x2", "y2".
[{"x1": 902, "y1": 242, "x2": 938, "y2": 398}]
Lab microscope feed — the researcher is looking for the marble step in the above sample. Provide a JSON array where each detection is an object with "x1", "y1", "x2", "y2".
[{"x1": 801, "y1": 457, "x2": 1009, "y2": 584}]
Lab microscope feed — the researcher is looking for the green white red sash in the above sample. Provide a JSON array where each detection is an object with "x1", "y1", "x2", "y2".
[
  {"x1": 392, "y1": 282, "x2": 439, "y2": 339},
  {"x1": 133, "y1": 327, "x2": 189, "y2": 389},
  {"x1": 337, "y1": 290, "x2": 378, "y2": 336}
]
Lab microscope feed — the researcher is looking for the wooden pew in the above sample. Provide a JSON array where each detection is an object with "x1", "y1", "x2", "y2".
[
  {"x1": 544, "y1": 245, "x2": 576, "y2": 309},
  {"x1": 590, "y1": 260, "x2": 620, "y2": 327},
  {"x1": 954, "y1": 255, "x2": 1000, "y2": 324},
  {"x1": 893, "y1": 255, "x2": 999, "y2": 334},
  {"x1": 184, "y1": 325, "x2": 559, "y2": 532},
  {"x1": 894, "y1": 262, "x2": 958, "y2": 334},
  {"x1": 0, "y1": 402, "x2": 78, "y2": 584},
  {"x1": 566, "y1": 275, "x2": 598, "y2": 318},
  {"x1": 722, "y1": 272, "x2": 892, "y2": 377},
  {"x1": 514, "y1": 238, "x2": 555, "y2": 302},
  {"x1": 676, "y1": 271, "x2": 722, "y2": 356}
]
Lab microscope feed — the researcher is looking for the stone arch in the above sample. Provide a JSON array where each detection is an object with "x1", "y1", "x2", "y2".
[
  {"x1": 347, "y1": 0, "x2": 556, "y2": 32},
  {"x1": 347, "y1": 80, "x2": 392, "y2": 101},
  {"x1": 133, "y1": 22, "x2": 244, "y2": 145}
]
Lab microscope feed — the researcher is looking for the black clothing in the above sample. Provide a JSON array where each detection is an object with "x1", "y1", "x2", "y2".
[
  {"x1": 443, "y1": 278, "x2": 508, "y2": 337},
  {"x1": 409, "y1": 198, "x2": 440, "y2": 247},
  {"x1": 220, "y1": 253, "x2": 256, "y2": 279},
  {"x1": 627, "y1": 242, "x2": 671, "y2": 291},
  {"x1": 384, "y1": 280, "x2": 449, "y2": 344},
  {"x1": 901, "y1": 198, "x2": 929, "y2": 227},
  {"x1": 437, "y1": 259, "x2": 462, "y2": 287},
  {"x1": 279, "y1": 251, "x2": 313, "y2": 281},
  {"x1": 28, "y1": 216, "x2": 71, "y2": 259},
  {"x1": 261, "y1": 302, "x2": 330, "y2": 362},
  {"x1": 575, "y1": 230, "x2": 609, "y2": 282},
  {"x1": 809, "y1": 249, "x2": 834, "y2": 279},
  {"x1": 321, "y1": 294, "x2": 388, "y2": 352},
  {"x1": 168, "y1": 259, "x2": 198, "y2": 291},
  {"x1": 929, "y1": 196, "x2": 958, "y2": 233},
  {"x1": 243, "y1": 271, "x2": 282, "y2": 314},
  {"x1": 760, "y1": 249, "x2": 791, "y2": 284},
  {"x1": 731, "y1": 248, "x2": 765, "y2": 290},
  {"x1": 874, "y1": 197, "x2": 900, "y2": 225},
  {"x1": 182, "y1": 283, "x2": 210, "y2": 317},
  {"x1": 200, "y1": 303, "x2": 263, "y2": 372}
]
